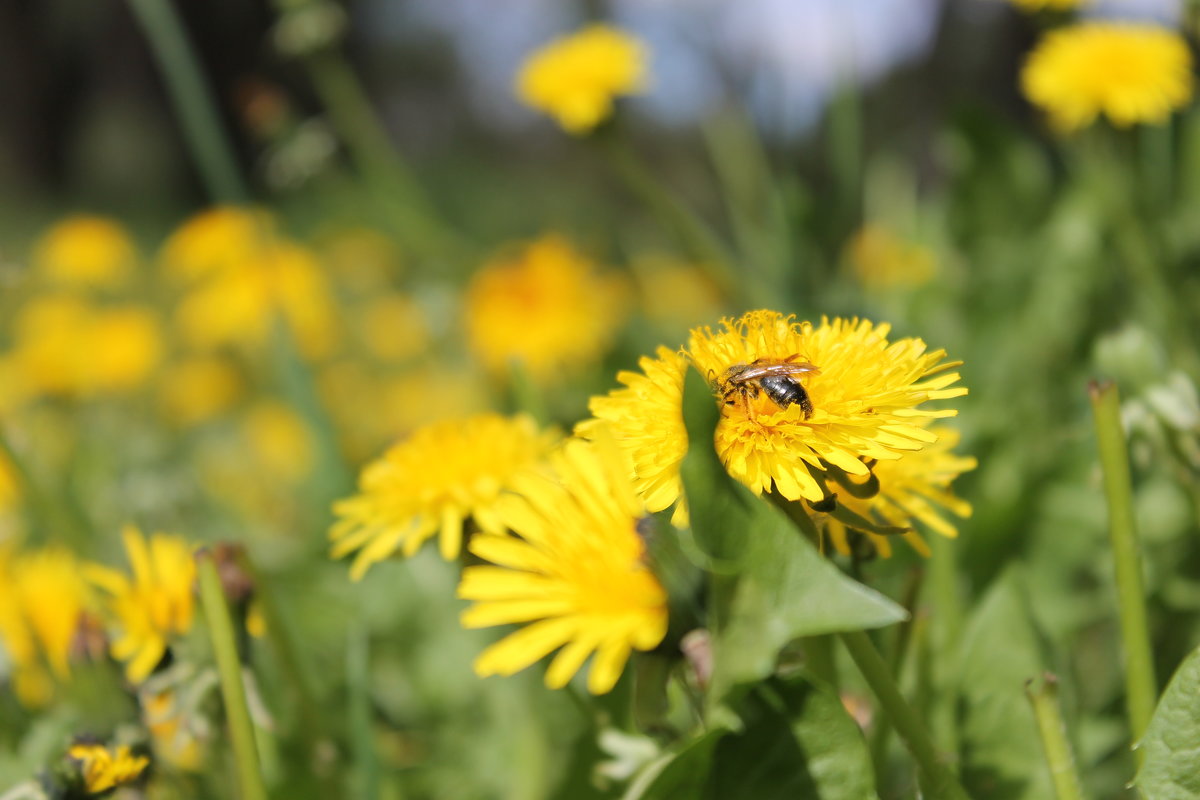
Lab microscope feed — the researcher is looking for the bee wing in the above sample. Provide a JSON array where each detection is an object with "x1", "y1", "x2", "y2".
[{"x1": 737, "y1": 362, "x2": 820, "y2": 381}]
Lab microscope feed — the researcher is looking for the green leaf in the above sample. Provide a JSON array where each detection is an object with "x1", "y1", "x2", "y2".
[
  {"x1": 956, "y1": 567, "x2": 1056, "y2": 800},
  {"x1": 679, "y1": 365, "x2": 907, "y2": 700},
  {"x1": 624, "y1": 675, "x2": 878, "y2": 800},
  {"x1": 1135, "y1": 643, "x2": 1200, "y2": 800}
]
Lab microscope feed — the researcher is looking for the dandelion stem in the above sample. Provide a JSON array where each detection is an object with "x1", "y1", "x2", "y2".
[
  {"x1": 124, "y1": 0, "x2": 249, "y2": 203},
  {"x1": 840, "y1": 629, "x2": 971, "y2": 800},
  {"x1": 1025, "y1": 673, "x2": 1088, "y2": 800},
  {"x1": 197, "y1": 550, "x2": 268, "y2": 800},
  {"x1": 1088, "y1": 381, "x2": 1157, "y2": 756},
  {"x1": 347, "y1": 624, "x2": 381, "y2": 800}
]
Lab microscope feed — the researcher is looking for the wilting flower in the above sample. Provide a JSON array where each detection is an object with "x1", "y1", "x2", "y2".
[
  {"x1": 822, "y1": 427, "x2": 977, "y2": 558},
  {"x1": 516, "y1": 24, "x2": 648, "y2": 134},
  {"x1": 577, "y1": 346, "x2": 689, "y2": 522},
  {"x1": 86, "y1": 527, "x2": 197, "y2": 683},
  {"x1": 1022, "y1": 23, "x2": 1193, "y2": 131},
  {"x1": 459, "y1": 436, "x2": 668, "y2": 694},
  {"x1": 0, "y1": 546, "x2": 90, "y2": 707},
  {"x1": 688, "y1": 311, "x2": 966, "y2": 503},
  {"x1": 67, "y1": 743, "x2": 149, "y2": 794},
  {"x1": 845, "y1": 224, "x2": 936, "y2": 290},
  {"x1": 331, "y1": 413, "x2": 558, "y2": 577},
  {"x1": 33, "y1": 216, "x2": 137, "y2": 289},
  {"x1": 465, "y1": 234, "x2": 627, "y2": 382}
]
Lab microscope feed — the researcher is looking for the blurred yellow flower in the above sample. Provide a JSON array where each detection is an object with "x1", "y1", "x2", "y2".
[
  {"x1": 688, "y1": 311, "x2": 966, "y2": 503},
  {"x1": 459, "y1": 436, "x2": 667, "y2": 694},
  {"x1": 0, "y1": 448, "x2": 18, "y2": 515},
  {"x1": 157, "y1": 356, "x2": 244, "y2": 426},
  {"x1": 356, "y1": 294, "x2": 431, "y2": 363},
  {"x1": 1009, "y1": 0, "x2": 1086, "y2": 10},
  {"x1": 86, "y1": 526, "x2": 197, "y2": 683},
  {"x1": 141, "y1": 685, "x2": 206, "y2": 771},
  {"x1": 465, "y1": 235, "x2": 627, "y2": 382},
  {"x1": 67, "y1": 742, "x2": 149, "y2": 794},
  {"x1": 175, "y1": 239, "x2": 340, "y2": 360},
  {"x1": 1022, "y1": 23, "x2": 1193, "y2": 131},
  {"x1": 10, "y1": 296, "x2": 162, "y2": 397},
  {"x1": 318, "y1": 226, "x2": 403, "y2": 294},
  {"x1": 824, "y1": 427, "x2": 977, "y2": 558},
  {"x1": 517, "y1": 24, "x2": 647, "y2": 134},
  {"x1": 160, "y1": 206, "x2": 276, "y2": 283},
  {"x1": 33, "y1": 215, "x2": 137, "y2": 289},
  {"x1": 577, "y1": 346, "x2": 689, "y2": 522},
  {"x1": 331, "y1": 413, "x2": 558, "y2": 577},
  {"x1": 845, "y1": 225, "x2": 936, "y2": 290},
  {"x1": 0, "y1": 356, "x2": 31, "y2": 417},
  {"x1": 241, "y1": 400, "x2": 314, "y2": 484},
  {"x1": 634, "y1": 255, "x2": 725, "y2": 330},
  {"x1": 0, "y1": 546, "x2": 90, "y2": 707}
]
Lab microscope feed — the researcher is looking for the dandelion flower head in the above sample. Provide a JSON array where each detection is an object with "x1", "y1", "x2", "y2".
[
  {"x1": 465, "y1": 234, "x2": 627, "y2": 383},
  {"x1": 459, "y1": 436, "x2": 668, "y2": 694},
  {"x1": 1022, "y1": 22, "x2": 1193, "y2": 131},
  {"x1": 159, "y1": 206, "x2": 275, "y2": 283},
  {"x1": 688, "y1": 311, "x2": 966, "y2": 503},
  {"x1": 86, "y1": 527, "x2": 197, "y2": 683},
  {"x1": 33, "y1": 215, "x2": 136, "y2": 289},
  {"x1": 331, "y1": 413, "x2": 559, "y2": 578},
  {"x1": 67, "y1": 743, "x2": 149, "y2": 794},
  {"x1": 577, "y1": 346, "x2": 689, "y2": 521},
  {"x1": 516, "y1": 23, "x2": 648, "y2": 134}
]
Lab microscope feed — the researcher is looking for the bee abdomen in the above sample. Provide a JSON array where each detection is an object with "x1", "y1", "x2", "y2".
[{"x1": 759, "y1": 375, "x2": 814, "y2": 418}]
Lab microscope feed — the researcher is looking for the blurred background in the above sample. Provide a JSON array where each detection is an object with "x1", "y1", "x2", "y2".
[{"x1": 1, "y1": 0, "x2": 1199, "y2": 798}]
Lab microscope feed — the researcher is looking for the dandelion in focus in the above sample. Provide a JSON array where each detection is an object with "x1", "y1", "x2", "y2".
[
  {"x1": 577, "y1": 346, "x2": 689, "y2": 522},
  {"x1": 516, "y1": 24, "x2": 648, "y2": 134},
  {"x1": 86, "y1": 526, "x2": 197, "y2": 683},
  {"x1": 0, "y1": 546, "x2": 90, "y2": 707},
  {"x1": 689, "y1": 311, "x2": 966, "y2": 503},
  {"x1": 845, "y1": 224, "x2": 936, "y2": 290},
  {"x1": 465, "y1": 234, "x2": 627, "y2": 382},
  {"x1": 822, "y1": 427, "x2": 977, "y2": 558},
  {"x1": 67, "y1": 742, "x2": 149, "y2": 794},
  {"x1": 459, "y1": 436, "x2": 668, "y2": 694},
  {"x1": 1022, "y1": 23, "x2": 1193, "y2": 131},
  {"x1": 331, "y1": 413, "x2": 558, "y2": 577},
  {"x1": 33, "y1": 216, "x2": 137, "y2": 289}
]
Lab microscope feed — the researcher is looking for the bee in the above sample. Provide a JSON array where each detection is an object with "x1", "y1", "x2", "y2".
[{"x1": 715, "y1": 355, "x2": 820, "y2": 418}]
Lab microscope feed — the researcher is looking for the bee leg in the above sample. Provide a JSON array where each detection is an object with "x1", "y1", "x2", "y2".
[{"x1": 798, "y1": 385, "x2": 814, "y2": 419}]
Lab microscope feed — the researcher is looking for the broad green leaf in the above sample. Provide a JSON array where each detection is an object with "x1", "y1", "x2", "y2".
[
  {"x1": 679, "y1": 365, "x2": 907, "y2": 700},
  {"x1": 1135, "y1": 643, "x2": 1200, "y2": 800},
  {"x1": 624, "y1": 675, "x2": 878, "y2": 800},
  {"x1": 956, "y1": 567, "x2": 1056, "y2": 800}
]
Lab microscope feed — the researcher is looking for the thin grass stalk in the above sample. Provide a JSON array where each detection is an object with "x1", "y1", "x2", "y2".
[
  {"x1": 840, "y1": 629, "x2": 971, "y2": 800},
  {"x1": 347, "y1": 624, "x2": 380, "y2": 800},
  {"x1": 1025, "y1": 673, "x2": 1088, "y2": 800},
  {"x1": 124, "y1": 0, "x2": 248, "y2": 203},
  {"x1": 1088, "y1": 381, "x2": 1157, "y2": 756},
  {"x1": 197, "y1": 551, "x2": 268, "y2": 800}
]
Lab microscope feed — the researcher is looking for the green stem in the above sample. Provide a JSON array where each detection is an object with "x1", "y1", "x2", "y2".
[
  {"x1": 347, "y1": 624, "x2": 380, "y2": 800},
  {"x1": 840, "y1": 630, "x2": 971, "y2": 800},
  {"x1": 1088, "y1": 381, "x2": 1157, "y2": 755},
  {"x1": 870, "y1": 568, "x2": 924, "y2": 774},
  {"x1": 197, "y1": 551, "x2": 268, "y2": 800},
  {"x1": 1025, "y1": 673, "x2": 1088, "y2": 800},
  {"x1": 507, "y1": 360, "x2": 549, "y2": 426},
  {"x1": 0, "y1": 427, "x2": 89, "y2": 546},
  {"x1": 803, "y1": 635, "x2": 839, "y2": 690},
  {"x1": 929, "y1": 534, "x2": 964, "y2": 656},
  {"x1": 125, "y1": 0, "x2": 249, "y2": 203}
]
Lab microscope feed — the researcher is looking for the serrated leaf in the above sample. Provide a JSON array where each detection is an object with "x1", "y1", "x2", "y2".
[
  {"x1": 679, "y1": 365, "x2": 907, "y2": 700},
  {"x1": 1135, "y1": 643, "x2": 1200, "y2": 800},
  {"x1": 956, "y1": 567, "x2": 1056, "y2": 800}
]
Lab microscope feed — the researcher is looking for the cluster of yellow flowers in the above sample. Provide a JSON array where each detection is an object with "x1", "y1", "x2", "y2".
[{"x1": 331, "y1": 309, "x2": 972, "y2": 694}]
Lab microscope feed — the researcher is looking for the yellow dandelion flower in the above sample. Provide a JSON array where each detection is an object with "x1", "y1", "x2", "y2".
[
  {"x1": 159, "y1": 206, "x2": 276, "y2": 283},
  {"x1": 823, "y1": 426, "x2": 977, "y2": 558},
  {"x1": 157, "y1": 356, "x2": 244, "y2": 427},
  {"x1": 86, "y1": 527, "x2": 197, "y2": 683},
  {"x1": 459, "y1": 436, "x2": 668, "y2": 694},
  {"x1": 516, "y1": 23, "x2": 648, "y2": 134},
  {"x1": 845, "y1": 224, "x2": 936, "y2": 290},
  {"x1": 33, "y1": 215, "x2": 137, "y2": 289},
  {"x1": 688, "y1": 311, "x2": 966, "y2": 504},
  {"x1": 1022, "y1": 23, "x2": 1193, "y2": 131},
  {"x1": 576, "y1": 346, "x2": 689, "y2": 522},
  {"x1": 0, "y1": 546, "x2": 90, "y2": 707},
  {"x1": 241, "y1": 400, "x2": 314, "y2": 484},
  {"x1": 331, "y1": 414, "x2": 559, "y2": 577},
  {"x1": 465, "y1": 234, "x2": 627, "y2": 382},
  {"x1": 87, "y1": 308, "x2": 164, "y2": 393},
  {"x1": 174, "y1": 239, "x2": 340, "y2": 360},
  {"x1": 0, "y1": 448, "x2": 18, "y2": 515},
  {"x1": 68, "y1": 743, "x2": 149, "y2": 794}
]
